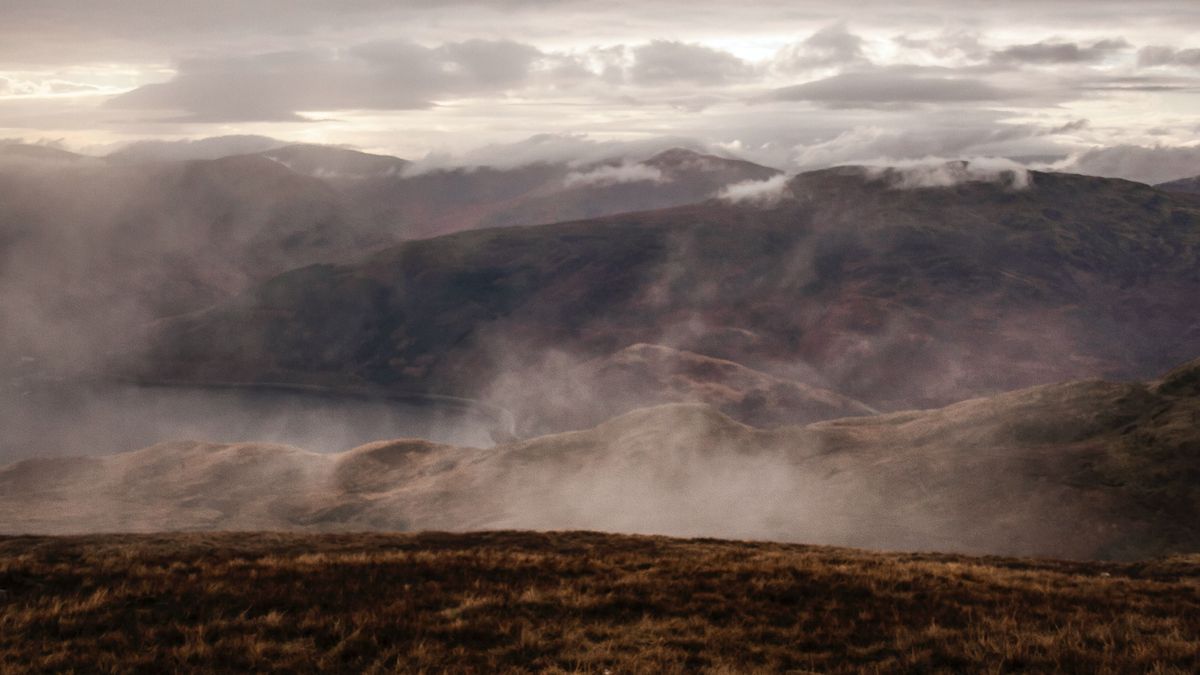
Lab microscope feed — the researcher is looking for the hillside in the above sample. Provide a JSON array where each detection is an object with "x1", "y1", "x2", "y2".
[
  {"x1": 1158, "y1": 175, "x2": 1200, "y2": 196},
  {"x1": 137, "y1": 166, "x2": 1200, "y2": 415},
  {"x1": 0, "y1": 152, "x2": 380, "y2": 371},
  {"x1": 4, "y1": 358, "x2": 1198, "y2": 559},
  {"x1": 329, "y1": 147, "x2": 781, "y2": 239},
  {"x1": 0, "y1": 531, "x2": 1196, "y2": 673},
  {"x1": 498, "y1": 342, "x2": 877, "y2": 436},
  {"x1": 0, "y1": 143, "x2": 89, "y2": 163},
  {"x1": 259, "y1": 144, "x2": 410, "y2": 178},
  {"x1": 0, "y1": 144, "x2": 780, "y2": 375}
]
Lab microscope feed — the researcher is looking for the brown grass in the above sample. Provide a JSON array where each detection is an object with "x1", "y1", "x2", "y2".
[{"x1": 0, "y1": 530, "x2": 1198, "y2": 673}]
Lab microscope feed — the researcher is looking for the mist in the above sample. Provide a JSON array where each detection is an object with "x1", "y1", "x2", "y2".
[
  {"x1": 0, "y1": 387, "x2": 1154, "y2": 560},
  {"x1": 0, "y1": 381, "x2": 499, "y2": 464},
  {"x1": 4, "y1": 5, "x2": 1200, "y2": 670},
  {"x1": 0, "y1": 129, "x2": 1197, "y2": 563}
]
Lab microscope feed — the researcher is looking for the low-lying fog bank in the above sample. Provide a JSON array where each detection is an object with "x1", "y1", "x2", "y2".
[
  {"x1": 0, "y1": 380, "x2": 502, "y2": 463},
  {"x1": 1, "y1": 358, "x2": 1197, "y2": 560}
]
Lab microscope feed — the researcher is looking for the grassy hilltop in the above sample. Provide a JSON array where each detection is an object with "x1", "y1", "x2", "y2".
[{"x1": 0, "y1": 531, "x2": 1198, "y2": 673}]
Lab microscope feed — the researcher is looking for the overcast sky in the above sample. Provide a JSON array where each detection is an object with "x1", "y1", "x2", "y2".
[{"x1": 3, "y1": 0, "x2": 1199, "y2": 180}]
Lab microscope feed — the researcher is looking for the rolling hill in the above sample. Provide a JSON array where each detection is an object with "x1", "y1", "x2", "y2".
[
  {"x1": 4, "y1": 357, "x2": 1198, "y2": 560},
  {"x1": 0, "y1": 531, "x2": 1196, "y2": 673},
  {"x1": 496, "y1": 342, "x2": 877, "y2": 436}
]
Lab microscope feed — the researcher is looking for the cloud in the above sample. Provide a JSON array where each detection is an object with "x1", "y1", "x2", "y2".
[
  {"x1": 0, "y1": 76, "x2": 101, "y2": 97},
  {"x1": 1048, "y1": 118, "x2": 1089, "y2": 134},
  {"x1": 563, "y1": 161, "x2": 666, "y2": 187},
  {"x1": 108, "y1": 39, "x2": 544, "y2": 122},
  {"x1": 783, "y1": 118, "x2": 1070, "y2": 170},
  {"x1": 769, "y1": 71, "x2": 1013, "y2": 106},
  {"x1": 1052, "y1": 144, "x2": 1200, "y2": 184},
  {"x1": 773, "y1": 23, "x2": 869, "y2": 73},
  {"x1": 1071, "y1": 74, "x2": 1197, "y2": 92},
  {"x1": 4, "y1": 2, "x2": 1198, "y2": 168},
  {"x1": 437, "y1": 39, "x2": 544, "y2": 87},
  {"x1": 892, "y1": 30, "x2": 987, "y2": 62},
  {"x1": 863, "y1": 158, "x2": 1031, "y2": 190},
  {"x1": 629, "y1": 40, "x2": 752, "y2": 86},
  {"x1": 1138, "y1": 46, "x2": 1200, "y2": 68},
  {"x1": 2, "y1": 1, "x2": 1199, "y2": 70},
  {"x1": 991, "y1": 39, "x2": 1129, "y2": 65},
  {"x1": 718, "y1": 173, "x2": 790, "y2": 205}
]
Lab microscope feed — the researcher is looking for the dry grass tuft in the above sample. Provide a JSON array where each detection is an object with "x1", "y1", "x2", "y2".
[{"x1": 0, "y1": 530, "x2": 1198, "y2": 673}]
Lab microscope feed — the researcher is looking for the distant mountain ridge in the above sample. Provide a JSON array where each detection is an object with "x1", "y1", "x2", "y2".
[
  {"x1": 310, "y1": 146, "x2": 780, "y2": 239},
  {"x1": 0, "y1": 142, "x2": 778, "y2": 374},
  {"x1": 1158, "y1": 175, "x2": 1200, "y2": 196},
  {"x1": 259, "y1": 144, "x2": 411, "y2": 178},
  {"x1": 111, "y1": 139, "x2": 783, "y2": 240},
  {"x1": 134, "y1": 166, "x2": 1200, "y2": 416}
]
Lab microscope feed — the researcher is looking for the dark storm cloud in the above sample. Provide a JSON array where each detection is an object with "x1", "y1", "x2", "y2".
[
  {"x1": 107, "y1": 39, "x2": 543, "y2": 121},
  {"x1": 769, "y1": 71, "x2": 1013, "y2": 107},
  {"x1": 991, "y1": 39, "x2": 1129, "y2": 65}
]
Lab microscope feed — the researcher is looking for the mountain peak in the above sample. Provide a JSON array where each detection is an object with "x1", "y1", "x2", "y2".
[
  {"x1": 644, "y1": 147, "x2": 777, "y2": 174},
  {"x1": 646, "y1": 147, "x2": 709, "y2": 163}
]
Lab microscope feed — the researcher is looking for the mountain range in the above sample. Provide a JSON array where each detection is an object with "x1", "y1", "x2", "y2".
[
  {"x1": 133, "y1": 165, "x2": 1200, "y2": 421},
  {"x1": 3, "y1": 139, "x2": 1200, "y2": 561},
  {"x1": 0, "y1": 142, "x2": 776, "y2": 374}
]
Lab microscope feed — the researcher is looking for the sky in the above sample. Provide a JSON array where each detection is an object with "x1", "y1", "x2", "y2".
[{"x1": 3, "y1": 0, "x2": 1200, "y2": 180}]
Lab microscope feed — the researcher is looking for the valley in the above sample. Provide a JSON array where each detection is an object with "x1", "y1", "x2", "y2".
[{"x1": 4, "y1": 358, "x2": 1197, "y2": 560}]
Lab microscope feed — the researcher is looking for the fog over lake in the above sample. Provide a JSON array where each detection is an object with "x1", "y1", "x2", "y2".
[{"x1": 0, "y1": 381, "x2": 501, "y2": 463}]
